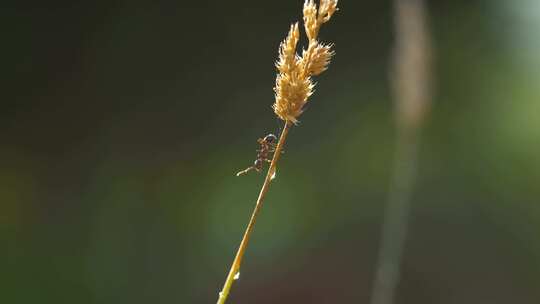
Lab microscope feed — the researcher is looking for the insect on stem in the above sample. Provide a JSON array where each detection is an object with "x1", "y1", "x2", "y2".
[{"x1": 236, "y1": 134, "x2": 279, "y2": 177}]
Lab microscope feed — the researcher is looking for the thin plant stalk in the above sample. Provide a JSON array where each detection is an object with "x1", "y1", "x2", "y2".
[
  {"x1": 370, "y1": 0, "x2": 432, "y2": 303},
  {"x1": 217, "y1": 121, "x2": 292, "y2": 304},
  {"x1": 370, "y1": 127, "x2": 420, "y2": 304}
]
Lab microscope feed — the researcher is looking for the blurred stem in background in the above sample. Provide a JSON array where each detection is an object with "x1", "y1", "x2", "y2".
[{"x1": 370, "y1": 0, "x2": 433, "y2": 304}]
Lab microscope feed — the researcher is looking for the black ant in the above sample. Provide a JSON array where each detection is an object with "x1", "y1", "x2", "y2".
[{"x1": 236, "y1": 134, "x2": 279, "y2": 176}]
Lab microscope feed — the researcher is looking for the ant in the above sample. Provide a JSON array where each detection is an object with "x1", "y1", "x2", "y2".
[{"x1": 236, "y1": 134, "x2": 279, "y2": 176}]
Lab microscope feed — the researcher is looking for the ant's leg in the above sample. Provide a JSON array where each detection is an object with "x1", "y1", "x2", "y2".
[
  {"x1": 269, "y1": 148, "x2": 284, "y2": 154},
  {"x1": 236, "y1": 166, "x2": 255, "y2": 176}
]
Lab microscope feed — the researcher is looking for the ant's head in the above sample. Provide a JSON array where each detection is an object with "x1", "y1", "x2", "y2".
[{"x1": 264, "y1": 134, "x2": 277, "y2": 144}]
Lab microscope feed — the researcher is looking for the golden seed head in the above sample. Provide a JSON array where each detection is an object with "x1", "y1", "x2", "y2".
[{"x1": 273, "y1": 0, "x2": 338, "y2": 124}]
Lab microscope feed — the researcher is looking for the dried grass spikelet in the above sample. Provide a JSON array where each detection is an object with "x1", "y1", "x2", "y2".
[
  {"x1": 276, "y1": 23, "x2": 300, "y2": 74},
  {"x1": 273, "y1": 0, "x2": 338, "y2": 124},
  {"x1": 306, "y1": 43, "x2": 334, "y2": 76}
]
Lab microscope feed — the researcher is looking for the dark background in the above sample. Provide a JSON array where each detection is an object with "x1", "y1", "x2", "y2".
[{"x1": 2, "y1": 1, "x2": 539, "y2": 303}]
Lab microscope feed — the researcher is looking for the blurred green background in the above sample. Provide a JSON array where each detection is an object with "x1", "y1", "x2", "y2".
[{"x1": 2, "y1": 1, "x2": 540, "y2": 303}]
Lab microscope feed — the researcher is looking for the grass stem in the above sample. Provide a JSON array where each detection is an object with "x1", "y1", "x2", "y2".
[{"x1": 217, "y1": 120, "x2": 292, "y2": 304}]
